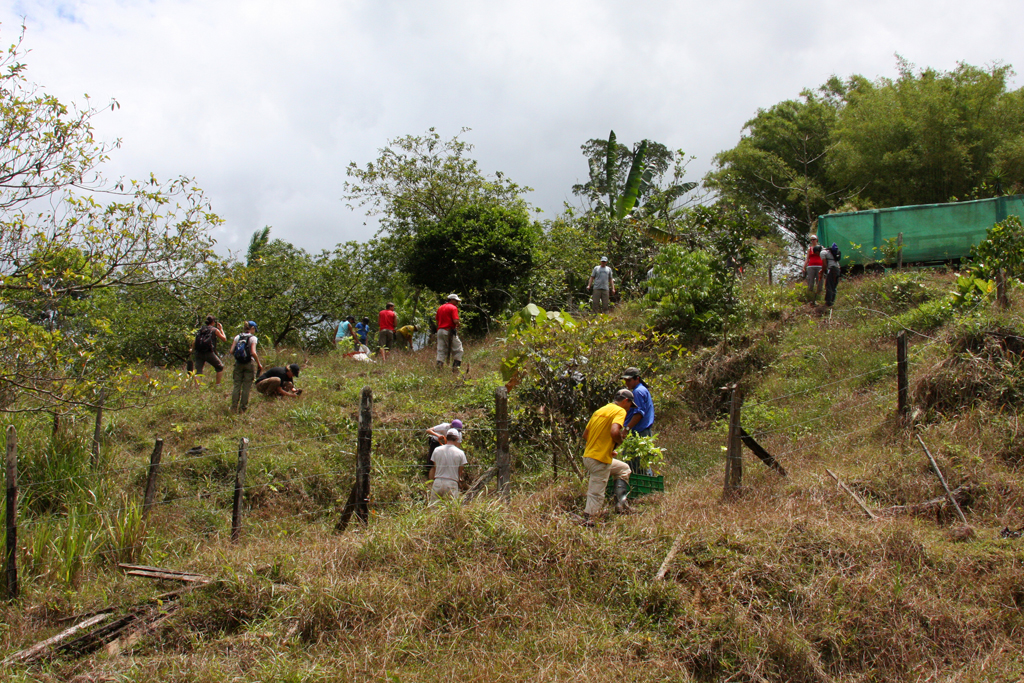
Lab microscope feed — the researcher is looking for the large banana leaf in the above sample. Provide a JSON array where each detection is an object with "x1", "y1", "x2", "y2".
[{"x1": 615, "y1": 139, "x2": 648, "y2": 219}]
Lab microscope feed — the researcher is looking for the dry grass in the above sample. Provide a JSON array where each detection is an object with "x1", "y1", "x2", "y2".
[{"x1": 5, "y1": 273, "x2": 1024, "y2": 681}]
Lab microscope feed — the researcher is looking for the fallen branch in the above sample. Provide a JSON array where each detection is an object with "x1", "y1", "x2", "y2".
[
  {"x1": 462, "y1": 466, "x2": 498, "y2": 504},
  {"x1": 119, "y1": 564, "x2": 211, "y2": 584},
  {"x1": 825, "y1": 469, "x2": 877, "y2": 520},
  {"x1": 874, "y1": 486, "x2": 973, "y2": 517},
  {"x1": 917, "y1": 434, "x2": 969, "y2": 525},
  {"x1": 654, "y1": 532, "x2": 686, "y2": 581},
  {"x1": 3, "y1": 613, "x2": 110, "y2": 664}
]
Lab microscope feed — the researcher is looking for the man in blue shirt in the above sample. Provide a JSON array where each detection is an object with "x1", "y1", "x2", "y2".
[{"x1": 621, "y1": 367, "x2": 655, "y2": 472}]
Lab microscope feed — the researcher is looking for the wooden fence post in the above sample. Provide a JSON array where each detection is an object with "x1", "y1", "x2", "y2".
[
  {"x1": 896, "y1": 232, "x2": 903, "y2": 270},
  {"x1": 722, "y1": 385, "x2": 743, "y2": 497},
  {"x1": 5, "y1": 426, "x2": 17, "y2": 599},
  {"x1": 142, "y1": 439, "x2": 163, "y2": 520},
  {"x1": 356, "y1": 387, "x2": 373, "y2": 523},
  {"x1": 897, "y1": 331, "x2": 909, "y2": 423},
  {"x1": 495, "y1": 387, "x2": 510, "y2": 500},
  {"x1": 91, "y1": 390, "x2": 105, "y2": 468},
  {"x1": 231, "y1": 438, "x2": 249, "y2": 543},
  {"x1": 996, "y1": 269, "x2": 1009, "y2": 309}
]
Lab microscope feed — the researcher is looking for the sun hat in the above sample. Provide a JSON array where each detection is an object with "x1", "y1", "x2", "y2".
[{"x1": 447, "y1": 293, "x2": 461, "y2": 302}]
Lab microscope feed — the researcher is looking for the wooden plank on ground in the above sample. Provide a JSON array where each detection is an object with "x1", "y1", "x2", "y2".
[
  {"x1": 3, "y1": 613, "x2": 110, "y2": 664},
  {"x1": 825, "y1": 469, "x2": 877, "y2": 520}
]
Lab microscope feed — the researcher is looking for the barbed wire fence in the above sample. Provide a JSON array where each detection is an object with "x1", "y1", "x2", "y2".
[{"x1": 2, "y1": 385, "x2": 512, "y2": 597}]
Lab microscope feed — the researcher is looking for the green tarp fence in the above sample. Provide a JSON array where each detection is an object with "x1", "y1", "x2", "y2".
[{"x1": 817, "y1": 194, "x2": 1024, "y2": 266}]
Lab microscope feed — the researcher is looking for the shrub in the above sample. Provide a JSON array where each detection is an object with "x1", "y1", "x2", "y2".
[{"x1": 646, "y1": 246, "x2": 736, "y2": 340}]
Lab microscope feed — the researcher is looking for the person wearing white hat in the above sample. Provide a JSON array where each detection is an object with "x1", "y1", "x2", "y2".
[
  {"x1": 586, "y1": 256, "x2": 615, "y2": 313},
  {"x1": 428, "y1": 428, "x2": 467, "y2": 504},
  {"x1": 436, "y1": 293, "x2": 464, "y2": 373}
]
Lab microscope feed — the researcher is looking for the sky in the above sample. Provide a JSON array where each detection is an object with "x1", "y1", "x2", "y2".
[{"x1": 3, "y1": 0, "x2": 1022, "y2": 255}]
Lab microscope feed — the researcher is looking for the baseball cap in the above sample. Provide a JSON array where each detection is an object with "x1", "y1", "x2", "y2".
[
  {"x1": 614, "y1": 388, "x2": 634, "y2": 403},
  {"x1": 450, "y1": 419, "x2": 463, "y2": 430},
  {"x1": 246, "y1": 320, "x2": 258, "y2": 332},
  {"x1": 446, "y1": 428, "x2": 462, "y2": 442},
  {"x1": 600, "y1": 256, "x2": 608, "y2": 262},
  {"x1": 287, "y1": 363, "x2": 300, "y2": 377},
  {"x1": 620, "y1": 367, "x2": 641, "y2": 379}
]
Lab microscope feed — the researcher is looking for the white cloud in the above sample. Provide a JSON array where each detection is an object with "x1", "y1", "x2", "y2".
[{"x1": 3, "y1": 0, "x2": 1021, "y2": 252}]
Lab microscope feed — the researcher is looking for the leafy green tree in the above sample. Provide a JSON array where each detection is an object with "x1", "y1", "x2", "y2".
[
  {"x1": 706, "y1": 78, "x2": 858, "y2": 245},
  {"x1": 572, "y1": 131, "x2": 699, "y2": 220},
  {"x1": 830, "y1": 60, "x2": 1024, "y2": 206},
  {"x1": 343, "y1": 128, "x2": 531, "y2": 250},
  {"x1": 0, "y1": 32, "x2": 219, "y2": 412},
  {"x1": 403, "y1": 202, "x2": 536, "y2": 333}
]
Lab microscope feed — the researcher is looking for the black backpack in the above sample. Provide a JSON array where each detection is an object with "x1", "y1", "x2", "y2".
[
  {"x1": 829, "y1": 244, "x2": 841, "y2": 263},
  {"x1": 194, "y1": 325, "x2": 215, "y2": 352},
  {"x1": 233, "y1": 333, "x2": 253, "y2": 363}
]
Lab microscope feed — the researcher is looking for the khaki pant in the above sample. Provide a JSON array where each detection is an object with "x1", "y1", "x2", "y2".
[
  {"x1": 436, "y1": 328, "x2": 463, "y2": 363},
  {"x1": 429, "y1": 478, "x2": 460, "y2": 505},
  {"x1": 591, "y1": 288, "x2": 610, "y2": 313},
  {"x1": 231, "y1": 362, "x2": 256, "y2": 412},
  {"x1": 583, "y1": 456, "x2": 630, "y2": 515}
]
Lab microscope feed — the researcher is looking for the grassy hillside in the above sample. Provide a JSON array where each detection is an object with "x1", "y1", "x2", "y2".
[{"x1": 3, "y1": 269, "x2": 1024, "y2": 682}]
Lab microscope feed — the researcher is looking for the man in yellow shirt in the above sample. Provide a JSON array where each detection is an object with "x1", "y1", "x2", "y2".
[{"x1": 582, "y1": 389, "x2": 634, "y2": 518}]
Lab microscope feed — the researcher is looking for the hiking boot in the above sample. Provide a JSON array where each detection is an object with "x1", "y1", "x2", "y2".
[
  {"x1": 452, "y1": 360, "x2": 461, "y2": 374},
  {"x1": 614, "y1": 479, "x2": 630, "y2": 513}
]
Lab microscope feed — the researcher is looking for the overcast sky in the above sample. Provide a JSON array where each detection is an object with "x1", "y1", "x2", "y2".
[{"x1": 3, "y1": 1, "x2": 1021, "y2": 255}]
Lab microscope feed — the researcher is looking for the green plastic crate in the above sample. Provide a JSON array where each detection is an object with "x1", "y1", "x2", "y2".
[{"x1": 605, "y1": 473, "x2": 664, "y2": 499}]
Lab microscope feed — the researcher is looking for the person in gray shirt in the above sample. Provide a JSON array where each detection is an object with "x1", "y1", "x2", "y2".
[
  {"x1": 821, "y1": 243, "x2": 841, "y2": 307},
  {"x1": 587, "y1": 256, "x2": 615, "y2": 313}
]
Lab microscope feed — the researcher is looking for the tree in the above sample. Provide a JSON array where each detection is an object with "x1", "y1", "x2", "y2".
[
  {"x1": 572, "y1": 131, "x2": 699, "y2": 220},
  {"x1": 343, "y1": 128, "x2": 531, "y2": 251},
  {"x1": 706, "y1": 78, "x2": 859, "y2": 245},
  {"x1": 403, "y1": 201, "x2": 536, "y2": 332},
  {"x1": 0, "y1": 30, "x2": 220, "y2": 412},
  {"x1": 830, "y1": 60, "x2": 1024, "y2": 206}
]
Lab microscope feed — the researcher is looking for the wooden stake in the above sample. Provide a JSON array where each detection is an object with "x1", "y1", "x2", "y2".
[
  {"x1": 91, "y1": 389, "x2": 105, "y2": 468},
  {"x1": 231, "y1": 438, "x2": 248, "y2": 542},
  {"x1": 916, "y1": 434, "x2": 969, "y2": 525},
  {"x1": 722, "y1": 385, "x2": 743, "y2": 497},
  {"x1": 825, "y1": 469, "x2": 877, "y2": 520},
  {"x1": 5, "y1": 425, "x2": 17, "y2": 599},
  {"x1": 996, "y1": 269, "x2": 1009, "y2": 309},
  {"x1": 896, "y1": 232, "x2": 903, "y2": 270},
  {"x1": 495, "y1": 387, "x2": 510, "y2": 499},
  {"x1": 142, "y1": 439, "x2": 163, "y2": 520},
  {"x1": 897, "y1": 330, "x2": 909, "y2": 423},
  {"x1": 355, "y1": 387, "x2": 372, "y2": 524},
  {"x1": 738, "y1": 427, "x2": 787, "y2": 476}
]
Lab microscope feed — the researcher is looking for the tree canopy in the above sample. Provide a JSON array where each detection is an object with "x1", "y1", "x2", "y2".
[{"x1": 707, "y1": 61, "x2": 1024, "y2": 245}]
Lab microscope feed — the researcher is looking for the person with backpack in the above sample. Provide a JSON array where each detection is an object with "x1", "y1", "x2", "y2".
[
  {"x1": 823, "y1": 242, "x2": 842, "y2": 307},
  {"x1": 803, "y1": 235, "x2": 825, "y2": 304},
  {"x1": 189, "y1": 316, "x2": 228, "y2": 385},
  {"x1": 229, "y1": 321, "x2": 263, "y2": 413}
]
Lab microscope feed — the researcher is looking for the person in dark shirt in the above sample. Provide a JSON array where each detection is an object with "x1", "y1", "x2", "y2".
[{"x1": 255, "y1": 363, "x2": 302, "y2": 398}]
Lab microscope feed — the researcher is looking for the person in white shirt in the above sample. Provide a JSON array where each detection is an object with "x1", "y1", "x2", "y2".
[{"x1": 428, "y1": 428, "x2": 467, "y2": 504}]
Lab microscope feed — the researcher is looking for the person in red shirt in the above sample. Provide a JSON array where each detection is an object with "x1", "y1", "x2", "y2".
[
  {"x1": 378, "y1": 302, "x2": 397, "y2": 361},
  {"x1": 436, "y1": 294, "x2": 464, "y2": 373},
  {"x1": 803, "y1": 234, "x2": 825, "y2": 304}
]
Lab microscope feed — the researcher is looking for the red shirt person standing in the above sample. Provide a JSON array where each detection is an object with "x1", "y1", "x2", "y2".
[
  {"x1": 436, "y1": 294, "x2": 464, "y2": 373},
  {"x1": 378, "y1": 302, "x2": 397, "y2": 361}
]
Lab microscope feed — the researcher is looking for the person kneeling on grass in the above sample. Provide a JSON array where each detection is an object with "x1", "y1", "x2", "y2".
[
  {"x1": 255, "y1": 363, "x2": 302, "y2": 399},
  {"x1": 428, "y1": 428, "x2": 467, "y2": 505},
  {"x1": 581, "y1": 388, "x2": 634, "y2": 521}
]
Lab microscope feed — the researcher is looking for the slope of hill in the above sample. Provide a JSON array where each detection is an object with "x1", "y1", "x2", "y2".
[{"x1": 3, "y1": 270, "x2": 1024, "y2": 682}]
